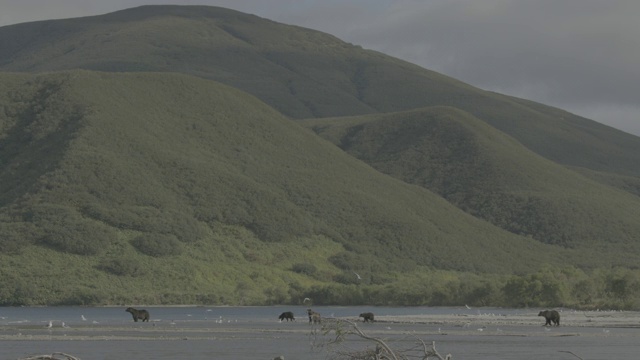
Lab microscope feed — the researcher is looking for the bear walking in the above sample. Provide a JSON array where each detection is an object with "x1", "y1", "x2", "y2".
[
  {"x1": 538, "y1": 310, "x2": 560, "y2": 326},
  {"x1": 125, "y1": 307, "x2": 150, "y2": 322},
  {"x1": 278, "y1": 311, "x2": 295, "y2": 322}
]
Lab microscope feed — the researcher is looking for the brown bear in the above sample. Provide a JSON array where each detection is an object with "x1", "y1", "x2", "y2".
[
  {"x1": 278, "y1": 311, "x2": 295, "y2": 322},
  {"x1": 538, "y1": 310, "x2": 560, "y2": 326},
  {"x1": 307, "y1": 308, "x2": 321, "y2": 324},
  {"x1": 125, "y1": 307, "x2": 150, "y2": 322},
  {"x1": 359, "y1": 312, "x2": 375, "y2": 322}
]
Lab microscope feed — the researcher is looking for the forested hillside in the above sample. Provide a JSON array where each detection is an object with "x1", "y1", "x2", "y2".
[
  {"x1": 1, "y1": 5, "x2": 640, "y2": 308},
  {"x1": 303, "y1": 108, "x2": 640, "y2": 250},
  {"x1": 0, "y1": 71, "x2": 559, "y2": 305}
]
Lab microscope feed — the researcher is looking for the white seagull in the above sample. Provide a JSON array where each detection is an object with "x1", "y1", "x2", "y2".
[
  {"x1": 46, "y1": 321, "x2": 53, "y2": 328},
  {"x1": 353, "y1": 271, "x2": 362, "y2": 280}
]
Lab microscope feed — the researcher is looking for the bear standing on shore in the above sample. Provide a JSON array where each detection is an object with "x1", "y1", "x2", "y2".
[
  {"x1": 278, "y1": 311, "x2": 295, "y2": 322},
  {"x1": 307, "y1": 309, "x2": 321, "y2": 324},
  {"x1": 125, "y1": 307, "x2": 150, "y2": 322},
  {"x1": 538, "y1": 310, "x2": 560, "y2": 326},
  {"x1": 359, "y1": 312, "x2": 375, "y2": 322}
]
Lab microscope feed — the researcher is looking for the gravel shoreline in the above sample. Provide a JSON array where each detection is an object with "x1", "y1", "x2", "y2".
[
  {"x1": 2, "y1": 310, "x2": 638, "y2": 342},
  {"x1": 374, "y1": 309, "x2": 640, "y2": 328}
]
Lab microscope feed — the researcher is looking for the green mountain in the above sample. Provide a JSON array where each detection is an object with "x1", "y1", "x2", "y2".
[
  {"x1": 0, "y1": 70, "x2": 554, "y2": 305},
  {"x1": 303, "y1": 107, "x2": 640, "y2": 250},
  {"x1": 1, "y1": 5, "x2": 639, "y2": 307},
  {"x1": 1, "y1": 5, "x2": 638, "y2": 180}
]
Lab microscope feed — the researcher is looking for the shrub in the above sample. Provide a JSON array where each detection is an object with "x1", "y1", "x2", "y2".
[
  {"x1": 130, "y1": 233, "x2": 183, "y2": 257},
  {"x1": 28, "y1": 204, "x2": 116, "y2": 255},
  {"x1": 291, "y1": 262, "x2": 317, "y2": 276},
  {"x1": 97, "y1": 258, "x2": 145, "y2": 276},
  {"x1": 0, "y1": 221, "x2": 35, "y2": 254},
  {"x1": 39, "y1": 221, "x2": 115, "y2": 255}
]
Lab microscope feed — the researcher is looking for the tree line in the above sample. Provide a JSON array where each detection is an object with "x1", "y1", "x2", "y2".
[{"x1": 290, "y1": 265, "x2": 640, "y2": 310}]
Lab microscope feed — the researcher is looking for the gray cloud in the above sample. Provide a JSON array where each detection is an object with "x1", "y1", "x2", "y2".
[{"x1": 1, "y1": 0, "x2": 638, "y2": 136}]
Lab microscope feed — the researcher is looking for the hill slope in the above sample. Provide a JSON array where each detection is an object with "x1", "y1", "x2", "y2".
[
  {"x1": 304, "y1": 107, "x2": 640, "y2": 251},
  {"x1": 0, "y1": 70, "x2": 568, "y2": 305},
  {"x1": 0, "y1": 5, "x2": 639, "y2": 179},
  {"x1": 1, "y1": 6, "x2": 640, "y2": 307}
]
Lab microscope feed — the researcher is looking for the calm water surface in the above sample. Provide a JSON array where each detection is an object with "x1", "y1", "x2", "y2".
[{"x1": 0, "y1": 306, "x2": 637, "y2": 359}]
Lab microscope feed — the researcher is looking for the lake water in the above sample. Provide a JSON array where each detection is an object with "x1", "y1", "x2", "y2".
[{"x1": 1, "y1": 306, "x2": 638, "y2": 359}]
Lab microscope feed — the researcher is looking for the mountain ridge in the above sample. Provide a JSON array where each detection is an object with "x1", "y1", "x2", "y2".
[
  {"x1": 1, "y1": 5, "x2": 638, "y2": 180},
  {"x1": 1, "y1": 6, "x2": 639, "y2": 307}
]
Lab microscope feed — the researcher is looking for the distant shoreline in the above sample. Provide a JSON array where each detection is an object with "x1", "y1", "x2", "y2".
[
  {"x1": 1, "y1": 310, "x2": 638, "y2": 343},
  {"x1": 374, "y1": 310, "x2": 640, "y2": 329}
]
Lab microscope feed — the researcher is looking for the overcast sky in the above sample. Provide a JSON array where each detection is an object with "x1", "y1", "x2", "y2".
[{"x1": 1, "y1": 0, "x2": 638, "y2": 136}]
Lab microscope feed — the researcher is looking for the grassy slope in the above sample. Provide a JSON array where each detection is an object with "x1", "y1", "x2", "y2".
[
  {"x1": 567, "y1": 166, "x2": 640, "y2": 197},
  {"x1": 0, "y1": 70, "x2": 563, "y2": 304},
  {"x1": 1, "y1": 5, "x2": 639, "y2": 180},
  {"x1": 303, "y1": 107, "x2": 640, "y2": 258},
  {"x1": 0, "y1": 6, "x2": 639, "y2": 306},
  {"x1": 0, "y1": 5, "x2": 378, "y2": 119}
]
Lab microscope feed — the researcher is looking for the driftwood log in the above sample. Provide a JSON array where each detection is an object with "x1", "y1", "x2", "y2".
[{"x1": 319, "y1": 319, "x2": 452, "y2": 360}]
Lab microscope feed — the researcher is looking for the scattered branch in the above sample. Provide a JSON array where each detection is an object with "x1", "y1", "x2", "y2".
[
  {"x1": 559, "y1": 350, "x2": 584, "y2": 360},
  {"x1": 18, "y1": 353, "x2": 81, "y2": 360},
  {"x1": 414, "y1": 337, "x2": 453, "y2": 360},
  {"x1": 314, "y1": 318, "x2": 453, "y2": 360}
]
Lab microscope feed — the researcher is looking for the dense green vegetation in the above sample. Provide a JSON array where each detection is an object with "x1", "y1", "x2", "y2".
[
  {"x1": 0, "y1": 70, "x2": 638, "y2": 308},
  {"x1": 302, "y1": 265, "x2": 640, "y2": 310},
  {"x1": 0, "y1": 5, "x2": 639, "y2": 308},
  {"x1": 303, "y1": 108, "x2": 640, "y2": 253},
  {"x1": 0, "y1": 71, "x2": 549, "y2": 305}
]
